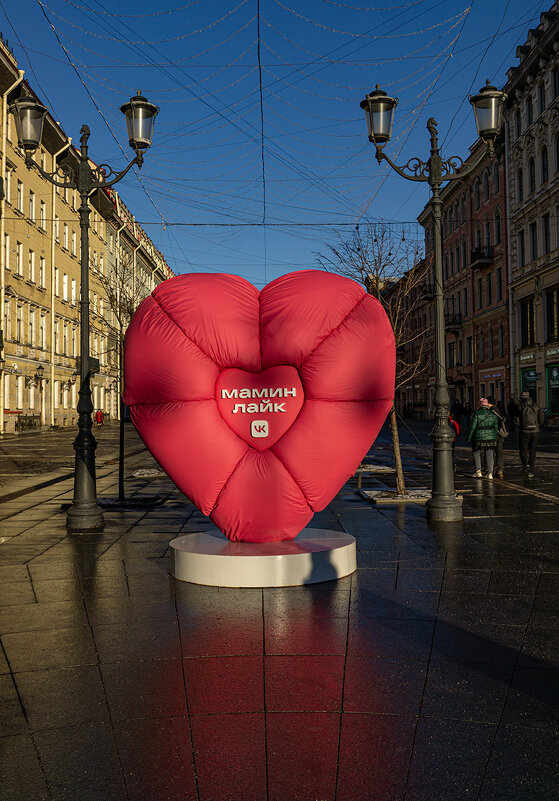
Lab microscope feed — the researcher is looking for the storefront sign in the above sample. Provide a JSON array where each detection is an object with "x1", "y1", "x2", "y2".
[
  {"x1": 547, "y1": 364, "x2": 559, "y2": 415},
  {"x1": 123, "y1": 270, "x2": 396, "y2": 543},
  {"x1": 520, "y1": 352, "x2": 535, "y2": 362},
  {"x1": 547, "y1": 346, "x2": 559, "y2": 358}
]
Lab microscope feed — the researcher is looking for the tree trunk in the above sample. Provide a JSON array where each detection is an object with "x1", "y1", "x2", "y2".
[{"x1": 389, "y1": 405, "x2": 406, "y2": 495}]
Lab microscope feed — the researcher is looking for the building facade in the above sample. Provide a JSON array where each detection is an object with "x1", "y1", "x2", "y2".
[
  {"x1": 416, "y1": 139, "x2": 510, "y2": 414},
  {"x1": 0, "y1": 40, "x2": 173, "y2": 434},
  {"x1": 503, "y1": 3, "x2": 559, "y2": 419}
]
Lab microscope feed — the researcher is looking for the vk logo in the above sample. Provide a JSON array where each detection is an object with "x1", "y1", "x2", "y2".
[{"x1": 251, "y1": 420, "x2": 269, "y2": 438}]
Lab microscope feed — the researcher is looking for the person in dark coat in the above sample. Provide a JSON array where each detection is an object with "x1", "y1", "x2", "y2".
[
  {"x1": 507, "y1": 397, "x2": 518, "y2": 432},
  {"x1": 467, "y1": 398, "x2": 499, "y2": 479},
  {"x1": 516, "y1": 391, "x2": 543, "y2": 477},
  {"x1": 487, "y1": 395, "x2": 507, "y2": 478}
]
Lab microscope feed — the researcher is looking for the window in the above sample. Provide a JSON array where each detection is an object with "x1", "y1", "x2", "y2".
[
  {"x1": 483, "y1": 172, "x2": 490, "y2": 202},
  {"x1": 54, "y1": 320, "x2": 59, "y2": 354},
  {"x1": 486, "y1": 273, "x2": 492, "y2": 306},
  {"x1": 466, "y1": 336, "x2": 473, "y2": 364},
  {"x1": 54, "y1": 216, "x2": 60, "y2": 242},
  {"x1": 4, "y1": 168, "x2": 11, "y2": 203},
  {"x1": 16, "y1": 241, "x2": 23, "y2": 275},
  {"x1": 488, "y1": 327, "x2": 494, "y2": 360},
  {"x1": 478, "y1": 332, "x2": 484, "y2": 362},
  {"x1": 447, "y1": 341, "x2": 455, "y2": 368},
  {"x1": 71, "y1": 231, "x2": 76, "y2": 256},
  {"x1": 3, "y1": 299, "x2": 10, "y2": 340},
  {"x1": 29, "y1": 309, "x2": 35, "y2": 346},
  {"x1": 496, "y1": 267, "x2": 503, "y2": 302},
  {"x1": 109, "y1": 234, "x2": 114, "y2": 253},
  {"x1": 455, "y1": 246, "x2": 460, "y2": 273},
  {"x1": 54, "y1": 267, "x2": 59, "y2": 296},
  {"x1": 16, "y1": 376, "x2": 23, "y2": 410},
  {"x1": 461, "y1": 196, "x2": 466, "y2": 224},
  {"x1": 543, "y1": 213, "x2": 551, "y2": 254},
  {"x1": 495, "y1": 212, "x2": 501, "y2": 245},
  {"x1": 518, "y1": 230, "x2": 526, "y2": 267},
  {"x1": 517, "y1": 168, "x2": 523, "y2": 202},
  {"x1": 72, "y1": 327, "x2": 77, "y2": 357},
  {"x1": 520, "y1": 297, "x2": 535, "y2": 346},
  {"x1": 40, "y1": 315, "x2": 46, "y2": 349},
  {"x1": 541, "y1": 146, "x2": 549, "y2": 184},
  {"x1": 498, "y1": 325, "x2": 504, "y2": 358},
  {"x1": 71, "y1": 278, "x2": 76, "y2": 305},
  {"x1": 554, "y1": 66, "x2": 559, "y2": 99},
  {"x1": 475, "y1": 227, "x2": 481, "y2": 249},
  {"x1": 16, "y1": 180, "x2": 23, "y2": 212},
  {"x1": 530, "y1": 221, "x2": 538, "y2": 261},
  {"x1": 63, "y1": 273, "x2": 68, "y2": 302},
  {"x1": 39, "y1": 257, "x2": 45, "y2": 288},
  {"x1": 4, "y1": 233, "x2": 9, "y2": 270},
  {"x1": 461, "y1": 242, "x2": 467, "y2": 272},
  {"x1": 28, "y1": 190, "x2": 35, "y2": 221},
  {"x1": 99, "y1": 255, "x2": 103, "y2": 276},
  {"x1": 54, "y1": 381, "x2": 59, "y2": 409},
  {"x1": 477, "y1": 277, "x2": 483, "y2": 309},
  {"x1": 16, "y1": 304, "x2": 23, "y2": 342},
  {"x1": 63, "y1": 323, "x2": 68, "y2": 356},
  {"x1": 529, "y1": 158, "x2": 536, "y2": 193},
  {"x1": 463, "y1": 287, "x2": 468, "y2": 317},
  {"x1": 28, "y1": 250, "x2": 35, "y2": 283},
  {"x1": 474, "y1": 180, "x2": 480, "y2": 209},
  {"x1": 40, "y1": 201, "x2": 46, "y2": 230},
  {"x1": 63, "y1": 223, "x2": 68, "y2": 250},
  {"x1": 539, "y1": 83, "x2": 546, "y2": 114},
  {"x1": 515, "y1": 109, "x2": 521, "y2": 139},
  {"x1": 547, "y1": 287, "x2": 559, "y2": 341},
  {"x1": 556, "y1": 135, "x2": 559, "y2": 173},
  {"x1": 449, "y1": 251, "x2": 454, "y2": 276},
  {"x1": 526, "y1": 95, "x2": 533, "y2": 125},
  {"x1": 493, "y1": 163, "x2": 500, "y2": 193},
  {"x1": 485, "y1": 221, "x2": 491, "y2": 248}
]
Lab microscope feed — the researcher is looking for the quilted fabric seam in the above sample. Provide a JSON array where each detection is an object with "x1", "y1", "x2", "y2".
[
  {"x1": 208, "y1": 448, "x2": 251, "y2": 517},
  {"x1": 151, "y1": 293, "x2": 219, "y2": 369},
  {"x1": 299, "y1": 292, "x2": 368, "y2": 368},
  {"x1": 268, "y1": 448, "x2": 314, "y2": 514}
]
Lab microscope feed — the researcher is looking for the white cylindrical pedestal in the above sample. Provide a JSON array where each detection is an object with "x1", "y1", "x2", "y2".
[{"x1": 169, "y1": 528, "x2": 356, "y2": 587}]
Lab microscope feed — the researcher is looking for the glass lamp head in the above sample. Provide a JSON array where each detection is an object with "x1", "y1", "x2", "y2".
[
  {"x1": 9, "y1": 93, "x2": 48, "y2": 155},
  {"x1": 120, "y1": 91, "x2": 159, "y2": 152},
  {"x1": 360, "y1": 85, "x2": 398, "y2": 146},
  {"x1": 469, "y1": 80, "x2": 507, "y2": 144}
]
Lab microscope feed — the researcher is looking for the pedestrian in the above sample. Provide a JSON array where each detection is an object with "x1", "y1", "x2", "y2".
[
  {"x1": 516, "y1": 391, "x2": 543, "y2": 477},
  {"x1": 466, "y1": 397, "x2": 499, "y2": 479},
  {"x1": 450, "y1": 400, "x2": 463, "y2": 426},
  {"x1": 507, "y1": 397, "x2": 518, "y2": 432},
  {"x1": 462, "y1": 401, "x2": 472, "y2": 430},
  {"x1": 449, "y1": 412, "x2": 459, "y2": 471},
  {"x1": 94, "y1": 409, "x2": 104, "y2": 428},
  {"x1": 486, "y1": 395, "x2": 508, "y2": 479}
]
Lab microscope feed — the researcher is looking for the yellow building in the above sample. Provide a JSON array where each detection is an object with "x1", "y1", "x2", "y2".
[{"x1": 0, "y1": 39, "x2": 172, "y2": 434}]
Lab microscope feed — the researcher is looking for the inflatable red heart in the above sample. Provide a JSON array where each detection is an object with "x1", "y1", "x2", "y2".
[{"x1": 124, "y1": 270, "x2": 395, "y2": 542}]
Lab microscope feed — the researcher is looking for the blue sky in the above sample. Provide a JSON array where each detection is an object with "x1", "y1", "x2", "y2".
[{"x1": 0, "y1": 0, "x2": 550, "y2": 286}]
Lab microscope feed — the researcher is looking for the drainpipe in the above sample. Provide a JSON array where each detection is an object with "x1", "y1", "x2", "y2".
[
  {"x1": 504, "y1": 118, "x2": 516, "y2": 400},
  {"x1": 0, "y1": 70, "x2": 24, "y2": 434},
  {"x1": 49, "y1": 139, "x2": 72, "y2": 426}
]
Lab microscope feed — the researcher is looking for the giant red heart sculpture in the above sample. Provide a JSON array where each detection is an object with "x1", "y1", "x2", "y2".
[{"x1": 124, "y1": 270, "x2": 395, "y2": 542}]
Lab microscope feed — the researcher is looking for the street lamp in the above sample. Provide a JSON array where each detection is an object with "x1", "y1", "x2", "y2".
[
  {"x1": 10, "y1": 90, "x2": 159, "y2": 533},
  {"x1": 360, "y1": 80, "x2": 506, "y2": 522},
  {"x1": 36, "y1": 364, "x2": 45, "y2": 426}
]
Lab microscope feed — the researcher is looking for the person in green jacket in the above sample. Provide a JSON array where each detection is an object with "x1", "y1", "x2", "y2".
[{"x1": 466, "y1": 397, "x2": 500, "y2": 479}]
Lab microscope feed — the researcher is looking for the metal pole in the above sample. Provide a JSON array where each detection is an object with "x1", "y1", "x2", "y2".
[
  {"x1": 66, "y1": 126, "x2": 104, "y2": 533},
  {"x1": 424, "y1": 122, "x2": 462, "y2": 522}
]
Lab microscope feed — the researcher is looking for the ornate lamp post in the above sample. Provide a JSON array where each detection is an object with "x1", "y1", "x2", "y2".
[
  {"x1": 360, "y1": 80, "x2": 506, "y2": 522},
  {"x1": 10, "y1": 90, "x2": 159, "y2": 532}
]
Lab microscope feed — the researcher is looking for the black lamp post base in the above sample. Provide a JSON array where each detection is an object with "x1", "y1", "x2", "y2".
[
  {"x1": 425, "y1": 494, "x2": 463, "y2": 522},
  {"x1": 66, "y1": 502, "x2": 104, "y2": 534}
]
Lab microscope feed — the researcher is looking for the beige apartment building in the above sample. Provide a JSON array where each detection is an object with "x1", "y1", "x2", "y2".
[{"x1": 0, "y1": 39, "x2": 173, "y2": 434}]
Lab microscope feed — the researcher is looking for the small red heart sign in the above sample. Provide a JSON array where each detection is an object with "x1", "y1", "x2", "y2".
[
  {"x1": 124, "y1": 270, "x2": 395, "y2": 542},
  {"x1": 216, "y1": 366, "x2": 304, "y2": 452}
]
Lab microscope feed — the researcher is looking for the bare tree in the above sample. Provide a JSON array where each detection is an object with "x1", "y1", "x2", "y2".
[
  {"x1": 316, "y1": 221, "x2": 429, "y2": 495},
  {"x1": 98, "y1": 249, "x2": 152, "y2": 502}
]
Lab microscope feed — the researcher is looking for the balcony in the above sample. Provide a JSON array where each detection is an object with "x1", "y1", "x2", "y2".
[
  {"x1": 445, "y1": 313, "x2": 463, "y2": 333},
  {"x1": 470, "y1": 246, "x2": 494, "y2": 269}
]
